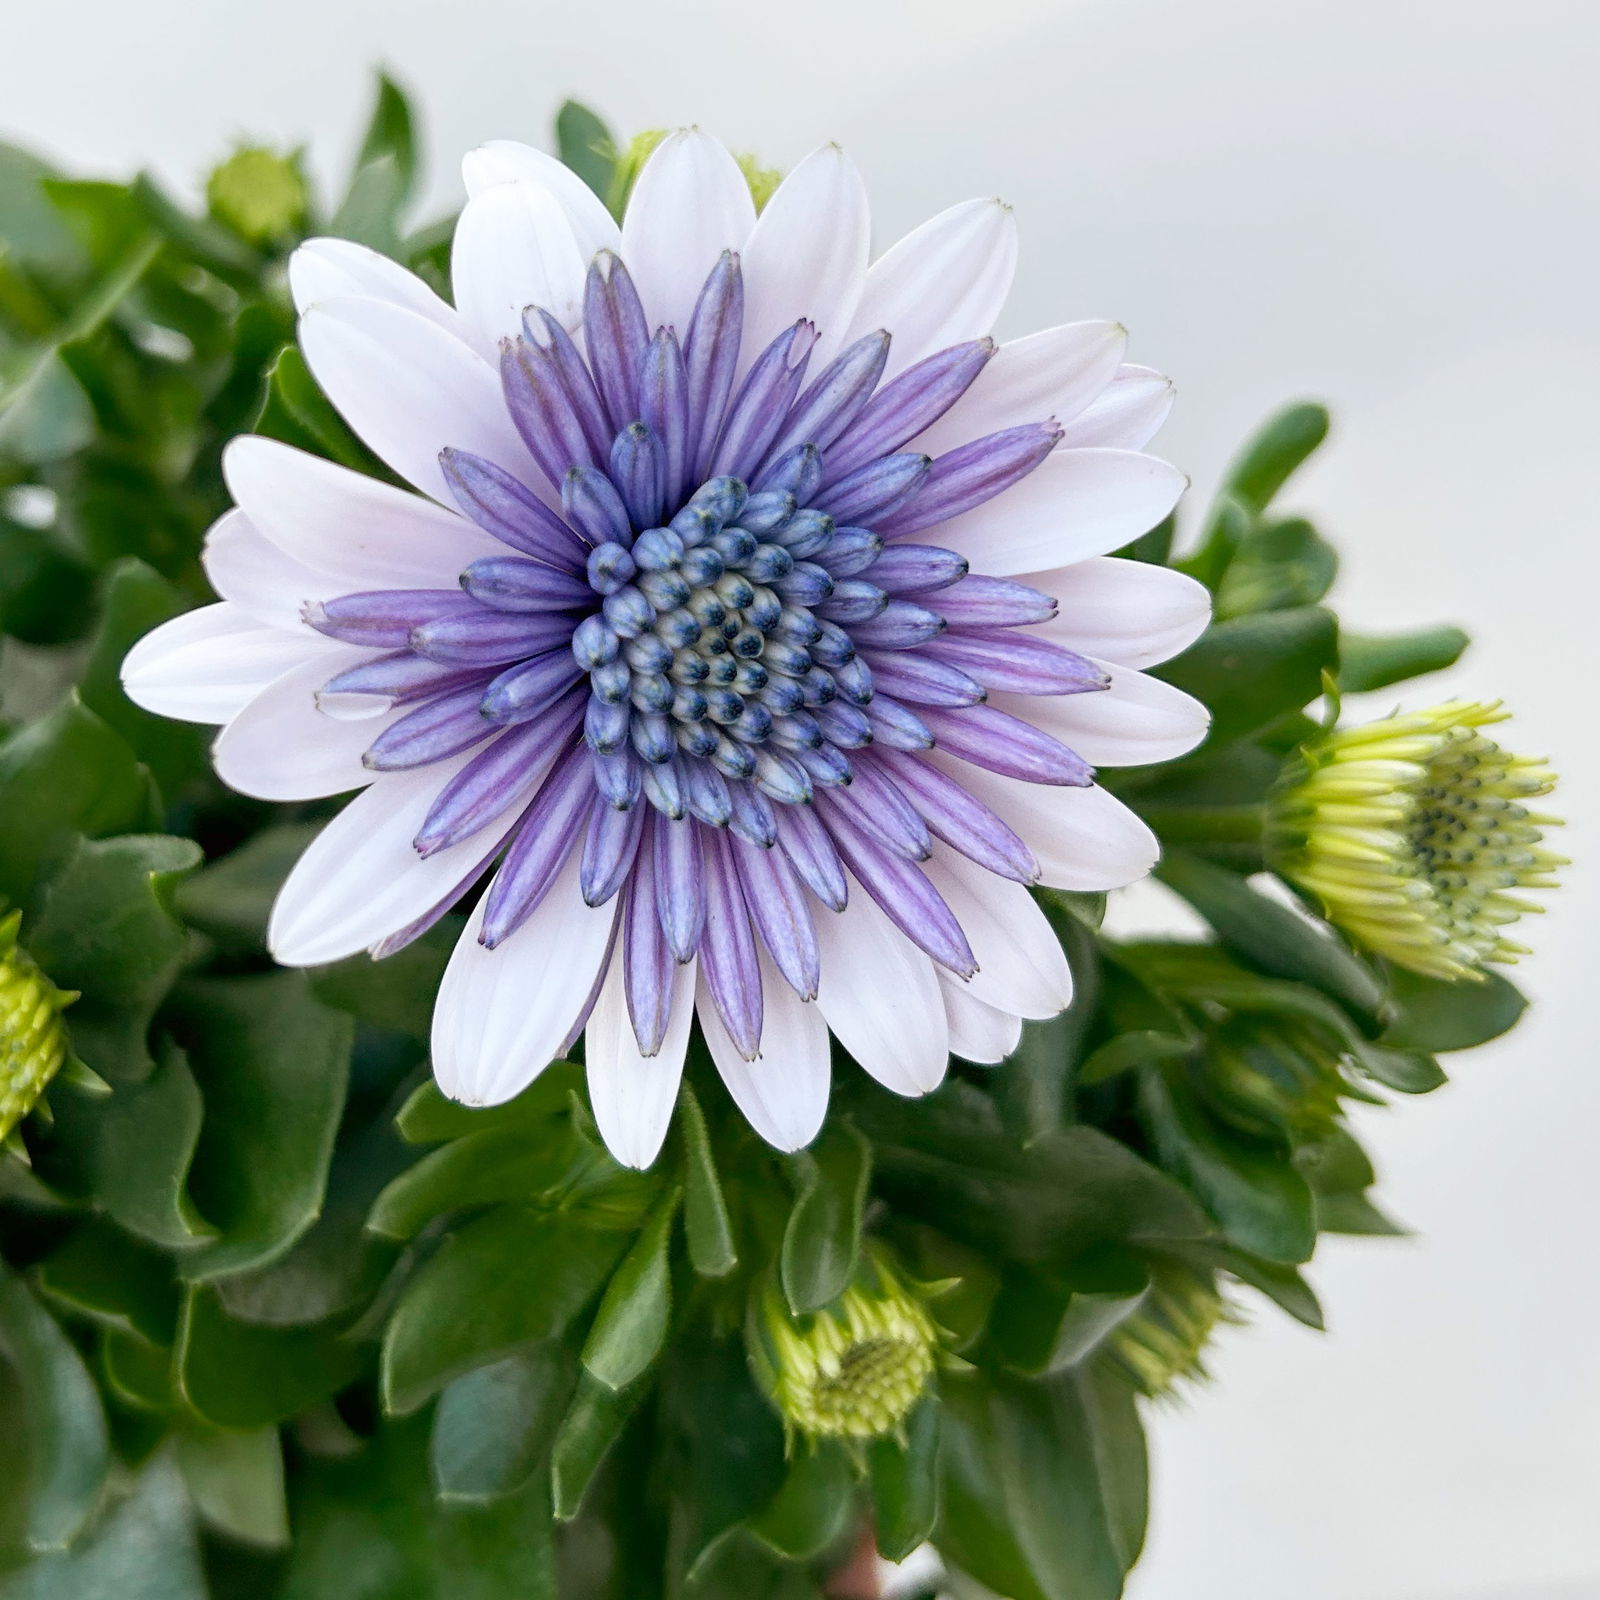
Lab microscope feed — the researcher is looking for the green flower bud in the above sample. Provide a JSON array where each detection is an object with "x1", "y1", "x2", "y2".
[
  {"x1": 1268, "y1": 700, "x2": 1564, "y2": 981},
  {"x1": 1201, "y1": 1016, "x2": 1347, "y2": 1144},
  {"x1": 606, "y1": 130, "x2": 782, "y2": 217},
  {"x1": 206, "y1": 146, "x2": 308, "y2": 245},
  {"x1": 0, "y1": 912, "x2": 74, "y2": 1141},
  {"x1": 1109, "y1": 1264, "x2": 1236, "y2": 1399},
  {"x1": 751, "y1": 1252, "x2": 939, "y2": 1441}
]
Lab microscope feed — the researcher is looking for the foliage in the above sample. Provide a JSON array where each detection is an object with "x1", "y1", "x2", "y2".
[{"x1": 0, "y1": 79, "x2": 1520, "y2": 1600}]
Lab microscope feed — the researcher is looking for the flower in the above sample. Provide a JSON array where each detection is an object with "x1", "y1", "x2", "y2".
[
  {"x1": 1269, "y1": 701, "x2": 1563, "y2": 981},
  {"x1": 0, "y1": 912, "x2": 74, "y2": 1141},
  {"x1": 122, "y1": 131, "x2": 1209, "y2": 1168},
  {"x1": 751, "y1": 1255, "x2": 939, "y2": 1440}
]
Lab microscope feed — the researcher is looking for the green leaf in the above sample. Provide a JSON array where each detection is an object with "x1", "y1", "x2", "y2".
[
  {"x1": 252, "y1": 344, "x2": 389, "y2": 476},
  {"x1": 170, "y1": 972, "x2": 353, "y2": 1281},
  {"x1": 382, "y1": 1207, "x2": 628, "y2": 1415},
  {"x1": 1139, "y1": 1068, "x2": 1316, "y2": 1264},
  {"x1": 176, "y1": 1285, "x2": 362, "y2": 1429},
  {"x1": 1217, "y1": 402, "x2": 1330, "y2": 516},
  {"x1": 0, "y1": 697, "x2": 157, "y2": 913},
  {"x1": 1338, "y1": 624, "x2": 1470, "y2": 692},
  {"x1": 0, "y1": 1265, "x2": 110, "y2": 1554},
  {"x1": 0, "y1": 515, "x2": 92, "y2": 647},
  {"x1": 870, "y1": 1395, "x2": 941, "y2": 1562},
  {"x1": 393, "y1": 1059, "x2": 584, "y2": 1144},
  {"x1": 749, "y1": 1440, "x2": 856, "y2": 1561},
  {"x1": 549, "y1": 1368, "x2": 648, "y2": 1521},
  {"x1": 679, "y1": 1083, "x2": 737, "y2": 1276},
  {"x1": 76, "y1": 560, "x2": 209, "y2": 796},
  {"x1": 432, "y1": 1344, "x2": 576, "y2": 1504},
  {"x1": 1157, "y1": 852, "x2": 1385, "y2": 1021},
  {"x1": 780, "y1": 1121, "x2": 871, "y2": 1315},
  {"x1": 1214, "y1": 517, "x2": 1338, "y2": 619},
  {"x1": 554, "y1": 101, "x2": 617, "y2": 202},
  {"x1": 0, "y1": 142, "x2": 78, "y2": 267},
  {"x1": 940, "y1": 1369, "x2": 1143, "y2": 1600},
  {"x1": 1380, "y1": 964, "x2": 1527, "y2": 1053},
  {"x1": 1158, "y1": 606, "x2": 1337, "y2": 746},
  {"x1": 27, "y1": 833, "x2": 202, "y2": 1083},
  {"x1": 0, "y1": 1453, "x2": 205, "y2": 1600},
  {"x1": 35, "y1": 1219, "x2": 179, "y2": 1347},
  {"x1": 174, "y1": 822, "x2": 320, "y2": 951},
  {"x1": 988, "y1": 1248, "x2": 1152, "y2": 1376},
  {"x1": 174, "y1": 1425, "x2": 289, "y2": 1548},
  {"x1": 1213, "y1": 1248, "x2": 1325, "y2": 1330},
  {"x1": 581, "y1": 1187, "x2": 680, "y2": 1391},
  {"x1": 353, "y1": 73, "x2": 420, "y2": 204},
  {"x1": 1355, "y1": 1044, "x2": 1446, "y2": 1094},
  {"x1": 329, "y1": 156, "x2": 407, "y2": 258},
  {"x1": 310, "y1": 921, "x2": 456, "y2": 1040}
]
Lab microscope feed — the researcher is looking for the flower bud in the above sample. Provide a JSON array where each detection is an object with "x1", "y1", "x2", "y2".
[
  {"x1": 0, "y1": 912, "x2": 74, "y2": 1141},
  {"x1": 205, "y1": 146, "x2": 308, "y2": 245},
  {"x1": 1109, "y1": 1265, "x2": 1236, "y2": 1399}
]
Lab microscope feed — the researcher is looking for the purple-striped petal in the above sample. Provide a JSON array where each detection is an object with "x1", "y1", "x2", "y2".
[
  {"x1": 562, "y1": 465, "x2": 633, "y2": 546},
  {"x1": 319, "y1": 653, "x2": 489, "y2": 712},
  {"x1": 480, "y1": 649, "x2": 583, "y2": 724},
  {"x1": 848, "y1": 600, "x2": 945, "y2": 650},
  {"x1": 639, "y1": 327, "x2": 690, "y2": 507},
  {"x1": 814, "y1": 525, "x2": 882, "y2": 577},
  {"x1": 460, "y1": 555, "x2": 592, "y2": 612},
  {"x1": 727, "y1": 780, "x2": 778, "y2": 848},
  {"x1": 876, "y1": 422, "x2": 1063, "y2": 539},
  {"x1": 921, "y1": 702, "x2": 1093, "y2": 785},
  {"x1": 873, "y1": 748, "x2": 1039, "y2": 883},
  {"x1": 865, "y1": 544, "x2": 969, "y2": 594},
  {"x1": 865, "y1": 694, "x2": 934, "y2": 750},
  {"x1": 774, "y1": 802, "x2": 848, "y2": 911},
  {"x1": 362, "y1": 683, "x2": 497, "y2": 771},
  {"x1": 581, "y1": 794, "x2": 645, "y2": 905},
  {"x1": 816, "y1": 579, "x2": 888, "y2": 625},
  {"x1": 752, "y1": 443, "x2": 824, "y2": 504},
  {"x1": 731, "y1": 833, "x2": 819, "y2": 1000},
  {"x1": 758, "y1": 330, "x2": 890, "y2": 472},
  {"x1": 654, "y1": 813, "x2": 706, "y2": 961},
  {"x1": 860, "y1": 649, "x2": 985, "y2": 708},
  {"x1": 923, "y1": 630, "x2": 1110, "y2": 696},
  {"x1": 307, "y1": 589, "x2": 475, "y2": 649},
  {"x1": 583, "y1": 251, "x2": 651, "y2": 435},
  {"x1": 475, "y1": 736, "x2": 592, "y2": 933},
  {"x1": 682, "y1": 758, "x2": 733, "y2": 827},
  {"x1": 623, "y1": 827, "x2": 675, "y2": 1056},
  {"x1": 929, "y1": 574, "x2": 1057, "y2": 627},
  {"x1": 816, "y1": 762, "x2": 930, "y2": 860},
  {"x1": 592, "y1": 747, "x2": 643, "y2": 810},
  {"x1": 441, "y1": 448, "x2": 589, "y2": 566},
  {"x1": 523, "y1": 308, "x2": 613, "y2": 464},
  {"x1": 699, "y1": 826, "x2": 763, "y2": 1058},
  {"x1": 609, "y1": 422, "x2": 667, "y2": 531},
  {"x1": 683, "y1": 251, "x2": 744, "y2": 481},
  {"x1": 706, "y1": 320, "x2": 817, "y2": 481},
  {"x1": 501, "y1": 338, "x2": 597, "y2": 485},
  {"x1": 411, "y1": 607, "x2": 574, "y2": 666},
  {"x1": 816, "y1": 452, "x2": 929, "y2": 525}
]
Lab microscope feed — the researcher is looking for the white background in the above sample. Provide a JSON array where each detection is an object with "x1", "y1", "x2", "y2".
[{"x1": 6, "y1": 1, "x2": 1597, "y2": 1595}]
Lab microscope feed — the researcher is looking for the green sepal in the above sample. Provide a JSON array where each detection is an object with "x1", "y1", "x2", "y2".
[
  {"x1": 780, "y1": 1120, "x2": 871, "y2": 1315},
  {"x1": 580, "y1": 1186, "x2": 681, "y2": 1391}
]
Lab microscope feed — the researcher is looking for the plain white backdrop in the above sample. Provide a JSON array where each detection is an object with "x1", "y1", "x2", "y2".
[{"x1": 6, "y1": 1, "x2": 1596, "y2": 1595}]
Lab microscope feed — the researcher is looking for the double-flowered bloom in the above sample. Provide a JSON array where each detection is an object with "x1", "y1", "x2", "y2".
[{"x1": 123, "y1": 132, "x2": 1210, "y2": 1167}]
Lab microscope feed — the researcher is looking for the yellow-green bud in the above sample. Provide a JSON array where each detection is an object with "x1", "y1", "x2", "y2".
[
  {"x1": 206, "y1": 146, "x2": 308, "y2": 245},
  {"x1": 1202, "y1": 1017, "x2": 1347, "y2": 1143},
  {"x1": 752, "y1": 1254, "x2": 938, "y2": 1441},
  {"x1": 1268, "y1": 700, "x2": 1564, "y2": 981},
  {"x1": 606, "y1": 129, "x2": 783, "y2": 217},
  {"x1": 0, "y1": 912, "x2": 74, "y2": 1141},
  {"x1": 735, "y1": 153, "x2": 782, "y2": 212},
  {"x1": 1109, "y1": 1265, "x2": 1235, "y2": 1399}
]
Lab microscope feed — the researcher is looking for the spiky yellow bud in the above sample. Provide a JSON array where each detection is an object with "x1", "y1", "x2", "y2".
[
  {"x1": 1109, "y1": 1265, "x2": 1237, "y2": 1399},
  {"x1": 1269, "y1": 701, "x2": 1564, "y2": 981},
  {"x1": 0, "y1": 912, "x2": 74, "y2": 1141}
]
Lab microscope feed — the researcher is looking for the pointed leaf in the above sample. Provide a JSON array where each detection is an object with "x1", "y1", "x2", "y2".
[{"x1": 781, "y1": 1121, "x2": 871, "y2": 1315}]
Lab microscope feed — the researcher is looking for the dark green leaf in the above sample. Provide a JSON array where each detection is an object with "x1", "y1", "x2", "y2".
[
  {"x1": 174, "y1": 822, "x2": 320, "y2": 950},
  {"x1": 353, "y1": 74, "x2": 420, "y2": 204},
  {"x1": 1214, "y1": 517, "x2": 1338, "y2": 619},
  {"x1": 554, "y1": 101, "x2": 617, "y2": 202},
  {"x1": 549, "y1": 1368, "x2": 648, "y2": 1522},
  {"x1": 252, "y1": 344, "x2": 389, "y2": 476},
  {"x1": 310, "y1": 921, "x2": 456, "y2": 1040},
  {"x1": 0, "y1": 1265, "x2": 110, "y2": 1553},
  {"x1": 35, "y1": 1219, "x2": 179, "y2": 1347},
  {"x1": 0, "y1": 515, "x2": 92, "y2": 647},
  {"x1": 174, "y1": 1425, "x2": 289, "y2": 1548},
  {"x1": 988, "y1": 1248, "x2": 1151, "y2": 1375},
  {"x1": 581, "y1": 1187, "x2": 679, "y2": 1390},
  {"x1": 393, "y1": 1059, "x2": 583, "y2": 1144},
  {"x1": 432, "y1": 1344, "x2": 576, "y2": 1504},
  {"x1": 781, "y1": 1121, "x2": 871, "y2": 1315},
  {"x1": 1355, "y1": 1044, "x2": 1446, "y2": 1094},
  {"x1": 1213, "y1": 1248, "x2": 1325, "y2": 1330},
  {"x1": 749, "y1": 1440, "x2": 856, "y2": 1561},
  {"x1": 679, "y1": 1083, "x2": 737, "y2": 1276},
  {"x1": 870, "y1": 1395, "x2": 941, "y2": 1562},
  {"x1": 329, "y1": 156, "x2": 406, "y2": 258},
  {"x1": 1381, "y1": 964, "x2": 1527, "y2": 1053},
  {"x1": 1158, "y1": 606, "x2": 1337, "y2": 746},
  {"x1": 1339, "y1": 624, "x2": 1470, "y2": 693},
  {"x1": 1217, "y1": 402, "x2": 1329, "y2": 516},
  {"x1": 382, "y1": 1207, "x2": 627, "y2": 1414},
  {"x1": 170, "y1": 972, "x2": 353, "y2": 1281},
  {"x1": 27, "y1": 833, "x2": 201, "y2": 1083}
]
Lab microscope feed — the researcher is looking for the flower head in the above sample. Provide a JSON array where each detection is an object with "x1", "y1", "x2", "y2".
[
  {"x1": 752, "y1": 1256, "x2": 939, "y2": 1440},
  {"x1": 0, "y1": 912, "x2": 74, "y2": 1142},
  {"x1": 123, "y1": 131, "x2": 1208, "y2": 1167},
  {"x1": 1269, "y1": 701, "x2": 1563, "y2": 981}
]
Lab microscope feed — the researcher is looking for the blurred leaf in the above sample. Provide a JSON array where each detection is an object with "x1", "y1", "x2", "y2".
[
  {"x1": 77, "y1": 559, "x2": 209, "y2": 796},
  {"x1": 679, "y1": 1083, "x2": 737, "y2": 1277},
  {"x1": 0, "y1": 516, "x2": 92, "y2": 646},
  {"x1": 432, "y1": 1343, "x2": 576, "y2": 1504},
  {"x1": 1214, "y1": 517, "x2": 1338, "y2": 619},
  {"x1": 749, "y1": 1440, "x2": 855, "y2": 1562},
  {"x1": 0, "y1": 1265, "x2": 111, "y2": 1554},
  {"x1": 1158, "y1": 606, "x2": 1337, "y2": 746},
  {"x1": 0, "y1": 697, "x2": 158, "y2": 913},
  {"x1": 554, "y1": 101, "x2": 616, "y2": 202},
  {"x1": 1157, "y1": 853, "x2": 1385, "y2": 1021},
  {"x1": 0, "y1": 1452, "x2": 205, "y2": 1600},
  {"x1": 27, "y1": 833, "x2": 201, "y2": 1083},
  {"x1": 253, "y1": 344, "x2": 389, "y2": 476},
  {"x1": 1380, "y1": 964, "x2": 1527, "y2": 1053},
  {"x1": 130, "y1": 173, "x2": 259, "y2": 282},
  {"x1": 988, "y1": 1248, "x2": 1151, "y2": 1376},
  {"x1": 1211, "y1": 1246, "x2": 1325, "y2": 1330},
  {"x1": 35, "y1": 1219, "x2": 179, "y2": 1347},
  {"x1": 382, "y1": 1207, "x2": 627, "y2": 1415},
  {"x1": 781, "y1": 1121, "x2": 870, "y2": 1315},
  {"x1": 0, "y1": 143, "x2": 78, "y2": 267},
  {"x1": 393, "y1": 1059, "x2": 585, "y2": 1144},
  {"x1": 549, "y1": 1368, "x2": 648, "y2": 1522},
  {"x1": 174, "y1": 1424, "x2": 289, "y2": 1548},
  {"x1": 353, "y1": 74, "x2": 420, "y2": 205},
  {"x1": 1211, "y1": 402, "x2": 1329, "y2": 525},
  {"x1": 1297, "y1": 1127, "x2": 1403, "y2": 1238},
  {"x1": 1339, "y1": 624, "x2": 1470, "y2": 692},
  {"x1": 170, "y1": 972, "x2": 353, "y2": 1281},
  {"x1": 329, "y1": 156, "x2": 406, "y2": 259},
  {"x1": 581, "y1": 1187, "x2": 679, "y2": 1391},
  {"x1": 310, "y1": 921, "x2": 456, "y2": 1039},
  {"x1": 174, "y1": 822, "x2": 320, "y2": 950},
  {"x1": 176, "y1": 1285, "x2": 362, "y2": 1429},
  {"x1": 870, "y1": 1395, "x2": 941, "y2": 1562}
]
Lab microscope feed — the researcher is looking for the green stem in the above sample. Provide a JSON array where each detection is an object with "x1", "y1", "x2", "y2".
[{"x1": 1139, "y1": 803, "x2": 1266, "y2": 847}]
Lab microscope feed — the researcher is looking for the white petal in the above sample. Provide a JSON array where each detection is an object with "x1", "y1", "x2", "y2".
[
  {"x1": 287, "y1": 237, "x2": 466, "y2": 343},
  {"x1": 222, "y1": 435, "x2": 502, "y2": 588},
  {"x1": 620, "y1": 130, "x2": 757, "y2": 335},
  {"x1": 935, "y1": 447, "x2": 1186, "y2": 576},
  {"x1": 585, "y1": 952, "x2": 695, "y2": 1170},
  {"x1": 739, "y1": 144, "x2": 870, "y2": 373},
  {"x1": 452, "y1": 179, "x2": 589, "y2": 349},
  {"x1": 432, "y1": 852, "x2": 617, "y2": 1107},
  {"x1": 920, "y1": 848, "x2": 1073, "y2": 1020},
  {"x1": 202, "y1": 509, "x2": 350, "y2": 628},
  {"x1": 938, "y1": 975, "x2": 1022, "y2": 1065},
  {"x1": 1059, "y1": 365, "x2": 1175, "y2": 450},
  {"x1": 461, "y1": 140, "x2": 622, "y2": 260},
  {"x1": 212, "y1": 652, "x2": 394, "y2": 800},
  {"x1": 990, "y1": 659, "x2": 1210, "y2": 768},
  {"x1": 813, "y1": 889, "x2": 949, "y2": 1096},
  {"x1": 844, "y1": 198, "x2": 1018, "y2": 382},
  {"x1": 925, "y1": 753, "x2": 1160, "y2": 891},
  {"x1": 1021, "y1": 555, "x2": 1211, "y2": 669},
  {"x1": 121, "y1": 602, "x2": 342, "y2": 724},
  {"x1": 913, "y1": 321, "x2": 1127, "y2": 456},
  {"x1": 267, "y1": 741, "x2": 559, "y2": 967},
  {"x1": 298, "y1": 296, "x2": 541, "y2": 505}
]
